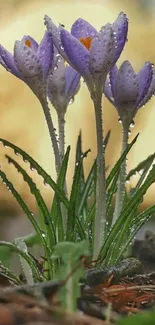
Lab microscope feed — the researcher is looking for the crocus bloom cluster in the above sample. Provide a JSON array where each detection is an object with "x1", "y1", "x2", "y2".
[
  {"x1": 44, "y1": 12, "x2": 128, "y2": 94},
  {"x1": 104, "y1": 61, "x2": 155, "y2": 125},
  {"x1": 48, "y1": 52, "x2": 80, "y2": 115},
  {"x1": 0, "y1": 32, "x2": 54, "y2": 99}
]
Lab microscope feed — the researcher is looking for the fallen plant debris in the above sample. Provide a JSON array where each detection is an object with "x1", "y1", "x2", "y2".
[
  {"x1": 84, "y1": 272, "x2": 155, "y2": 315},
  {"x1": 0, "y1": 290, "x2": 111, "y2": 325},
  {"x1": 1, "y1": 258, "x2": 155, "y2": 324}
]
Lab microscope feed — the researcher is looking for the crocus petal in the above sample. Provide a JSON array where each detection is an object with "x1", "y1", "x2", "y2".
[
  {"x1": 136, "y1": 62, "x2": 153, "y2": 107},
  {"x1": 89, "y1": 23, "x2": 115, "y2": 82},
  {"x1": 109, "y1": 65, "x2": 118, "y2": 98},
  {"x1": 0, "y1": 45, "x2": 22, "y2": 79},
  {"x1": 44, "y1": 15, "x2": 70, "y2": 63},
  {"x1": 104, "y1": 78, "x2": 115, "y2": 105},
  {"x1": 47, "y1": 57, "x2": 66, "y2": 109},
  {"x1": 22, "y1": 35, "x2": 39, "y2": 52},
  {"x1": 37, "y1": 31, "x2": 53, "y2": 77},
  {"x1": 71, "y1": 18, "x2": 97, "y2": 39},
  {"x1": 137, "y1": 70, "x2": 155, "y2": 109},
  {"x1": 115, "y1": 61, "x2": 138, "y2": 109},
  {"x1": 65, "y1": 66, "x2": 81, "y2": 101},
  {"x1": 112, "y1": 12, "x2": 128, "y2": 64},
  {"x1": 60, "y1": 29, "x2": 91, "y2": 81},
  {"x1": 14, "y1": 40, "x2": 42, "y2": 78}
]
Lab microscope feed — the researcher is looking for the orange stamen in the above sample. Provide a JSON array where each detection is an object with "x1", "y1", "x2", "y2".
[
  {"x1": 25, "y1": 39, "x2": 32, "y2": 48},
  {"x1": 80, "y1": 37, "x2": 92, "y2": 50}
]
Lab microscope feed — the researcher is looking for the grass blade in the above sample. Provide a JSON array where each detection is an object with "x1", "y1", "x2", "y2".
[
  {"x1": 126, "y1": 152, "x2": 155, "y2": 182},
  {"x1": 99, "y1": 163, "x2": 155, "y2": 265},
  {"x1": 66, "y1": 150, "x2": 90, "y2": 241},
  {"x1": 0, "y1": 168, "x2": 52, "y2": 277},
  {"x1": 106, "y1": 134, "x2": 139, "y2": 188},
  {"x1": 0, "y1": 138, "x2": 69, "y2": 208},
  {"x1": 6, "y1": 155, "x2": 56, "y2": 250},
  {"x1": 116, "y1": 205, "x2": 155, "y2": 262},
  {"x1": 51, "y1": 146, "x2": 70, "y2": 240},
  {"x1": 0, "y1": 241, "x2": 41, "y2": 281}
]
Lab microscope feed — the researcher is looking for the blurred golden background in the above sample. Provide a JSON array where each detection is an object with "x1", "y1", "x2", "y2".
[{"x1": 0, "y1": 0, "x2": 155, "y2": 239}]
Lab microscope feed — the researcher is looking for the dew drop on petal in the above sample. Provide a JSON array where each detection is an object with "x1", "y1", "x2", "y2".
[
  {"x1": 128, "y1": 130, "x2": 131, "y2": 136},
  {"x1": 139, "y1": 169, "x2": 144, "y2": 175},
  {"x1": 118, "y1": 117, "x2": 122, "y2": 124}
]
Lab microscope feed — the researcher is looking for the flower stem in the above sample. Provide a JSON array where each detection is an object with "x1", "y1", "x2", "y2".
[
  {"x1": 58, "y1": 113, "x2": 65, "y2": 162},
  {"x1": 112, "y1": 120, "x2": 129, "y2": 225},
  {"x1": 92, "y1": 92, "x2": 106, "y2": 260},
  {"x1": 57, "y1": 112, "x2": 68, "y2": 233},
  {"x1": 40, "y1": 98, "x2": 61, "y2": 175}
]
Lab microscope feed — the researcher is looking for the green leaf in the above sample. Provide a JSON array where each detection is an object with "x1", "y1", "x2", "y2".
[
  {"x1": 99, "y1": 163, "x2": 155, "y2": 265},
  {"x1": 0, "y1": 261, "x2": 23, "y2": 285},
  {"x1": 14, "y1": 238, "x2": 34, "y2": 285},
  {"x1": 77, "y1": 160, "x2": 96, "y2": 218},
  {"x1": 75, "y1": 131, "x2": 85, "y2": 191},
  {"x1": 74, "y1": 132, "x2": 90, "y2": 218},
  {"x1": 52, "y1": 241, "x2": 90, "y2": 312},
  {"x1": 0, "y1": 168, "x2": 51, "y2": 271},
  {"x1": 0, "y1": 241, "x2": 42, "y2": 281},
  {"x1": 117, "y1": 308, "x2": 155, "y2": 325},
  {"x1": 104, "y1": 130, "x2": 111, "y2": 149},
  {"x1": 126, "y1": 152, "x2": 155, "y2": 182},
  {"x1": 66, "y1": 150, "x2": 90, "y2": 241},
  {"x1": 106, "y1": 134, "x2": 139, "y2": 188},
  {"x1": 106, "y1": 170, "x2": 120, "y2": 227},
  {"x1": 6, "y1": 154, "x2": 56, "y2": 251},
  {"x1": 0, "y1": 138, "x2": 69, "y2": 208},
  {"x1": 51, "y1": 146, "x2": 70, "y2": 241},
  {"x1": 116, "y1": 205, "x2": 155, "y2": 261}
]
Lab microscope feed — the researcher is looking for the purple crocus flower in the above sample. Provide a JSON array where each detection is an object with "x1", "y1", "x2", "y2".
[
  {"x1": 48, "y1": 52, "x2": 80, "y2": 115},
  {"x1": 0, "y1": 31, "x2": 54, "y2": 99},
  {"x1": 44, "y1": 12, "x2": 128, "y2": 94},
  {"x1": 104, "y1": 60, "x2": 155, "y2": 125}
]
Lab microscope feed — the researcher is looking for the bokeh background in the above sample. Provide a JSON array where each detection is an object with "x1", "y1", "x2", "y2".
[{"x1": 0, "y1": 0, "x2": 155, "y2": 240}]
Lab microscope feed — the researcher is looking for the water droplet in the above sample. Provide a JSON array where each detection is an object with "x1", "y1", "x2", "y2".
[
  {"x1": 69, "y1": 97, "x2": 74, "y2": 105},
  {"x1": 118, "y1": 117, "x2": 122, "y2": 124},
  {"x1": 42, "y1": 233, "x2": 46, "y2": 238},
  {"x1": 128, "y1": 130, "x2": 131, "y2": 136},
  {"x1": 23, "y1": 159, "x2": 28, "y2": 163},
  {"x1": 54, "y1": 65, "x2": 58, "y2": 70},
  {"x1": 139, "y1": 169, "x2": 143, "y2": 175},
  {"x1": 4, "y1": 144, "x2": 9, "y2": 148},
  {"x1": 14, "y1": 151, "x2": 20, "y2": 156},
  {"x1": 126, "y1": 180, "x2": 130, "y2": 184},
  {"x1": 43, "y1": 180, "x2": 49, "y2": 187},
  {"x1": 60, "y1": 45, "x2": 64, "y2": 51},
  {"x1": 130, "y1": 120, "x2": 135, "y2": 128},
  {"x1": 75, "y1": 162, "x2": 79, "y2": 166},
  {"x1": 30, "y1": 166, "x2": 35, "y2": 171}
]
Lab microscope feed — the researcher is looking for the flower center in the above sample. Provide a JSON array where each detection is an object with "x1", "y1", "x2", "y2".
[
  {"x1": 25, "y1": 39, "x2": 32, "y2": 48},
  {"x1": 80, "y1": 37, "x2": 92, "y2": 50}
]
